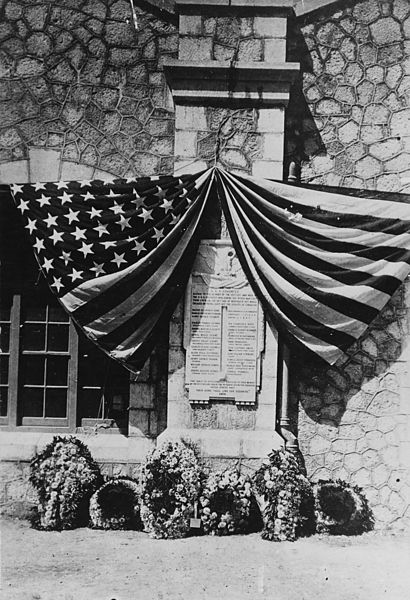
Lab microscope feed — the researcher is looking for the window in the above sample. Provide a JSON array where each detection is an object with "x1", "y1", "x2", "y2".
[{"x1": 0, "y1": 278, "x2": 130, "y2": 432}]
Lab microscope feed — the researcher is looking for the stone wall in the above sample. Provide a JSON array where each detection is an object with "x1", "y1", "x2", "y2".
[
  {"x1": 0, "y1": 0, "x2": 177, "y2": 182},
  {"x1": 289, "y1": 0, "x2": 410, "y2": 530},
  {"x1": 287, "y1": 0, "x2": 410, "y2": 192}
]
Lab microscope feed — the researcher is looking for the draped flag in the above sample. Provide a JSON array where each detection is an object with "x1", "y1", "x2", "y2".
[
  {"x1": 10, "y1": 169, "x2": 215, "y2": 373},
  {"x1": 216, "y1": 169, "x2": 410, "y2": 365},
  {"x1": 9, "y1": 166, "x2": 410, "y2": 369}
]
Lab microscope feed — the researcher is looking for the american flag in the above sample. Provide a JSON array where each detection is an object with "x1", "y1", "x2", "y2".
[
  {"x1": 216, "y1": 169, "x2": 410, "y2": 365},
  {"x1": 10, "y1": 169, "x2": 215, "y2": 373}
]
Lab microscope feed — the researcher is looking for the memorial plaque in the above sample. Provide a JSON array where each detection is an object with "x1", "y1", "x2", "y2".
[{"x1": 184, "y1": 241, "x2": 263, "y2": 405}]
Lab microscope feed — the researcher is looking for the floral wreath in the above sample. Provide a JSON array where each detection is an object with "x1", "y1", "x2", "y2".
[
  {"x1": 199, "y1": 469, "x2": 255, "y2": 535},
  {"x1": 253, "y1": 448, "x2": 314, "y2": 542},
  {"x1": 313, "y1": 479, "x2": 374, "y2": 535},
  {"x1": 89, "y1": 477, "x2": 141, "y2": 530},
  {"x1": 29, "y1": 435, "x2": 102, "y2": 531},
  {"x1": 139, "y1": 440, "x2": 203, "y2": 539}
]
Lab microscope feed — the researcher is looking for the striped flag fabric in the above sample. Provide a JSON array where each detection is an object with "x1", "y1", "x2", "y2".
[
  {"x1": 10, "y1": 165, "x2": 410, "y2": 368},
  {"x1": 216, "y1": 168, "x2": 410, "y2": 365},
  {"x1": 10, "y1": 169, "x2": 215, "y2": 373}
]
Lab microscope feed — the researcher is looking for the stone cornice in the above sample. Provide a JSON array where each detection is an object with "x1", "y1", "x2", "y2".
[
  {"x1": 163, "y1": 58, "x2": 300, "y2": 106},
  {"x1": 145, "y1": 0, "x2": 350, "y2": 18}
]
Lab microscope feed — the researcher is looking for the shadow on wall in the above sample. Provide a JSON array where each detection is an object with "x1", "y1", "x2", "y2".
[
  {"x1": 284, "y1": 16, "x2": 326, "y2": 180},
  {"x1": 290, "y1": 284, "x2": 408, "y2": 432}
]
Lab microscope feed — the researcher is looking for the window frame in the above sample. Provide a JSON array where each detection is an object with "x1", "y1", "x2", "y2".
[{"x1": 1, "y1": 291, "x2": 129, "y2": 433}]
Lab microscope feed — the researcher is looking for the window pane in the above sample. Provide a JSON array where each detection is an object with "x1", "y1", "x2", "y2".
[
  {"x1": 46, "y1": 356, "x2": 68, "y2": 386},
  {"x1": 78, "y1": 389, "x2": 104, "y2": 419},
  {"x1": 0, "y1": 356, "x2": 9, "y2": 384},
  {"x1": 45, "y1": 388, "x2": 67, "y2": 418},
  {"x1": 48, "y1": 304, "x2": 69, "y2": 323},
  {"x1": 0, "y1": 386, "x2": 7, "y2": 416},
  {"x1": 47, "y1": 324, "x2": 69, "y2": 352},
  {"x1": 21, "y1": 387, "x2": 44, "y2": 417},
  {"x1": 21, "y1": 355, "x2": 45, "y2": 385},
  {"x1": 0, "y1": 306, "x2": 11, "y2": 321},
  {"x1": 22, "y1": 324, "x2": 46, "y2": 351},
  {"x1": 0, "y1": 324, "x2": 10, "y2": 352},
  {"x1": 24, "y1": 304, "x2": 46, "y2": 322}
]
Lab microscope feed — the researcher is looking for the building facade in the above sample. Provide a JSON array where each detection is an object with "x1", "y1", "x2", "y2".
[{"x1": 1, "y1": 0, "x2": 410, "y2": 530}]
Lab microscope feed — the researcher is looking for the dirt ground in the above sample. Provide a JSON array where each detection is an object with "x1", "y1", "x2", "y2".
[{"x1": 1, "y1": 517, "x2": 410, "y2": 600}]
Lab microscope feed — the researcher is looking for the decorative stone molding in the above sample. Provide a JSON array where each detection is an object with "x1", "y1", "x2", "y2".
[{"x1": 164, "y1": 58, "x2": 299, "y2": 105}]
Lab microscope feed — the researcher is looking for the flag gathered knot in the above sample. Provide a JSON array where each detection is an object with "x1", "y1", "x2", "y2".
[{"x1": 10, "y1": 167, "x2": 410, "y2": 370}]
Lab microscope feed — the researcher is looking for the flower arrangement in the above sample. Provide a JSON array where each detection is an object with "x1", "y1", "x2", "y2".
[
  {"x1": 199, "y1": 469, "x2": 257, "y2": 535},
  {"x1": 139, "y1": 439, "x2": 204, "y2": 539},
  {"x1": 89, "y1": 477, "x2": 141, "y2": 530},
  {"x1": 29, "y1": 436, "x2": 102, "y2": 530},
  {"x1": 253, "y1": 448, "x2": 314, "y2": 542},
  {"x1": 313, "y1": 480, "x2": 374, "y2": 535}
]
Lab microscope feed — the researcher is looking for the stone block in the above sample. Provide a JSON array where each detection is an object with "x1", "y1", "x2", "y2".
[
  {"x1": 60, "y1": 162, "x2": 94, "y2": 181},
  {"x1": 128, "y1": 408, "x2": 150, "y2": 436},
  {"x1": 264, "y1": 38, "x2": 286, "y2": 62},
  {"x1": 261, "y1": 133, "x2": 284, "y2": 161},
  {"x1": 174, "y1": 130, "x2": 197, "y2": 158},
  {"x1": 256, "y1": 107, "x2": 284, "y2": 133},
  {"x1": 130, "y1": 383, "x2": 155, "y2": 410},
  {"x1": 254, "y1": 403, "x2": 275, "y2": 430},
  {"x1": 252, "y1": 160, "x2": 282, "y2": 180},
  {"x1": 175, "y1": 105, "x2": 208, "y2": 131},
  {"x1": 254, "y1": 17, "x2": 286, "y2": 39},
  {"x1": 179, "y1": 37, "x2": 212, "y2": 61},
  {"x1": 29, "y1": 148, "x2": 60, "y2": 182},
  {"x1": 238, "y1": 38, "x2": 263, "y2": 62},
  {"x1": 179, "y1": 15, "x2": 202, "y2": 36},
  {"x1": 0, "y1": 159, "x2": 29, "y2": 184}
]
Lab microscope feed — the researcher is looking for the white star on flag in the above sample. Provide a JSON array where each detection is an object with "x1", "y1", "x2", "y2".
[
  {"x1": 79, "y1": 241, "x2": 93, "y2": 258},
  {"x1": 50, "y1": 230, "x2": 64, "y2": 245},
  {"x1": 64, "y1": 208, "x2": 80, "y2": 224},
  {"x1": 139, "y1": 208, "x2": 153, "y2": 223},
  {"x1": 51, "y1": 277, "x2": 63, "y2": 293},
  {"x1": 60, "y1": 250, "x2": 72, "y2": 265},
  {"x1": 33, "y1": 238, "x2": 45, "y2": 253},
  {"x1": 44, "y1": 214, "x2": 58, "y2": 228},
  {"x1": 11, "y1": 184, "x2": 23, "y2": 195},
  {"x1": 109, "y1": 201, "x2": 124, "y2": 214},
  {"x1": 68, "y1": 268, "x2": 83, "y2": 282},
  {"x1": 84, "y1": 191, "x2": 95, "y2": 201},
  {"x1": 133, "y1": 240, "x2": 146, "y2": 254},
  {"x1": 33, "y1": 182, "x2": 46, "y2": 191},
  {"x1": 111, "y1": 252, "x2": 126, "y2": 268},
  {"x1": 91, "y1": 262, "x2": 105, "y2": 276},
  {"x1": 25, "y1": 218, "x2": 37, "y2": 233},
  {"x1": 56, "y1": 181, "x2": 68, "y2": 189},
  {"x1": 18, "y1": 199, "x2": 29, "y2": 213},
  {"x1": 59, "y1": 192, "x2": 73, "y2": 205},
  {"x1": 152, "y1": 227, "x2": 164, "y2": 242},
  {"x1": 42, "y1": 257, "x2": 54, "y2": 272},
  {"x1": 72, "y1": 226, "x2": 86, "y2": 241},
  {"x1": 88, "y1": 206, "x2": 102, "y2": 219},
  {"x1": 37, "y1": 194, "x2": 51, "y2": 207},
  {"x1": 160, "y1": 198, "x2": 173, "y2": 213},
  {"x1": 94, "y1": 222, "x2": 109, "y2": 237},
  {"x1": 117, "y1": 214, "x2": 131, "y2": 230}
]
